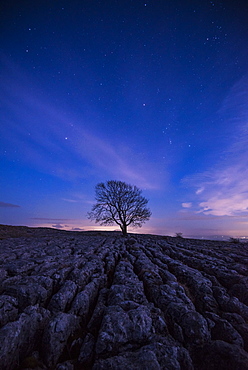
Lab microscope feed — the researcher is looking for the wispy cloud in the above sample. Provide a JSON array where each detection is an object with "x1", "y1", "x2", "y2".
[
  {"x1": 30, "y1": 218, "x2": 84, "y2": 231},
  {"x1": 62, "y1": 195, "x2": 95, "y2": 205},
  {"x1": 0, "y1": 201, "x2": 20, "y2": 208},
  {"x1": 183, "y1": 74, "x2": 248, "y2": 218},
  {"x1": 196, "y1": 187, "x2": 204, "y2": 195},
  {"x1": 31, "y1": 218, "x2": 75, "y2": 221},
  {"x1": 0, "y1": 55, "x2": 162, "y2": 189},
  {"x1": 197, "y1": 166, "x2": 248, "y2": 216},
  {"x1": 182, "y1": 202, "x2": 192, "y2": 208},
  {"x1": 62, "y1": 199, "x2": 80, "y2": 203}
]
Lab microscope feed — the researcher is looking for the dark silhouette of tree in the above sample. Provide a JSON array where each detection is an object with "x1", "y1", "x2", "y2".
[{"x1": 88, "y1": 180, "x2": 151, "y2": 236}]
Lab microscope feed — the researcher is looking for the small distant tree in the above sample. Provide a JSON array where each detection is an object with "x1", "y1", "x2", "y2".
[
  {"x1": 175, "y1": 232, "x2": 183, "y2": 238},
  {"x1": 88, "y1": 180, "x2": 151, "y2": 236}
]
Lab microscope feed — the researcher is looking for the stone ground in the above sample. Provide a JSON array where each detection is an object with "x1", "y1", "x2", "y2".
[{"x1": 0, "y1": 226, "x2": 248, "y2": 369}]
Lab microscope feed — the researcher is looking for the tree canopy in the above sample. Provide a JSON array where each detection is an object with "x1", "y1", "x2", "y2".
[{"x1": 88, "y1": 180, "x2": 151, "y2": 235}]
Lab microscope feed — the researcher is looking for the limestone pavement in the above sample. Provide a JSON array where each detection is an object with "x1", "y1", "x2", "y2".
[{"x1": 0, "y1": 228, "x2": 248, "y2": 369}]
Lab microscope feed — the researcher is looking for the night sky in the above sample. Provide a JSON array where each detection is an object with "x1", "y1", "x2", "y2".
[{"x1": 1, "y1": 1, "x2": 248, "y2": 238}]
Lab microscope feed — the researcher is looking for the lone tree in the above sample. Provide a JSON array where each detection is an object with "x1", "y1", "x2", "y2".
[{"x1": 88, "y1": 180, "x2": 151, "y2": 236}]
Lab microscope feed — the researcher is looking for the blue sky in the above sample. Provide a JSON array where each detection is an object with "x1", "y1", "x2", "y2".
[{"x1": 1, "y1": 0, "x2": 248, "y2": 238}]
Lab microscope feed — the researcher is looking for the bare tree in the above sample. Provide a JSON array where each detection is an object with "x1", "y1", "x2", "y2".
[{"x1": 88, "y1": 180, "x2": 151, "y2": 235}]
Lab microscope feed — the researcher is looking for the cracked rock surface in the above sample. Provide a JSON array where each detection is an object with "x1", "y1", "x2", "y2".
[{"x1": 0, "y1": 227, "x2": 248, "y2": 369}]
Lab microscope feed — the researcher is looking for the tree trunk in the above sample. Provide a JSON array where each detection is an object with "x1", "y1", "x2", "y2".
[{"x1": 121, "y1": 223, "x2": 127, "y2": 236}]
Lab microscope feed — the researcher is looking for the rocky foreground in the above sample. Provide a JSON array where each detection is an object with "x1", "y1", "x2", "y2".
[{"x1": 0, "y1": 226, "x2": 248, "y2": 369}]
